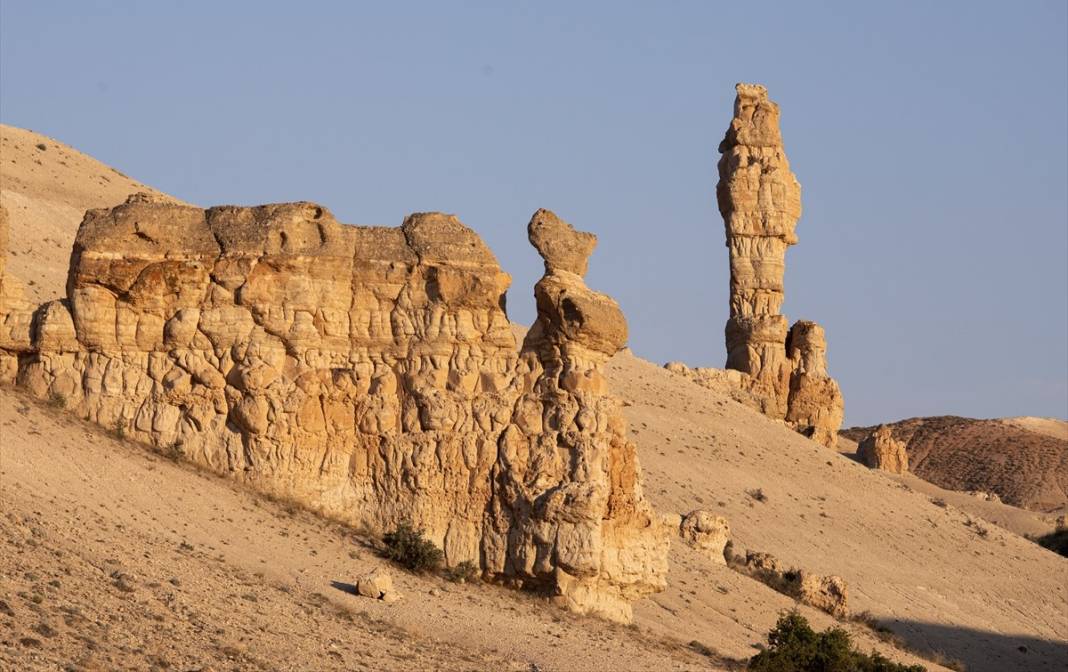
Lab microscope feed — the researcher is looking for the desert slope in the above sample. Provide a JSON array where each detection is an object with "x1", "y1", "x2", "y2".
[
  {"x1": 0, "y1": 124, "x2": 184, "y2": 303},
  {"x1": 1, "y1": 124, "x2": 1066, "y2": 671},
  {"x1": 614, "y1": 353, "x2": 1067, "y2": 672}
]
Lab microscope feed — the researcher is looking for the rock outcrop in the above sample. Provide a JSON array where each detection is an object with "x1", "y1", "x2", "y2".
[
  {"x1": 678, "y1": 510, "x2": 731, "y2": 565},
  {"x1": 488, "y1": 209, "x2": 669, "y2": 621},
  {"x1": 0, "y1": 205, "x2": 35, "y2": 381},
  {"x1": 2, "y1": 195, "x2": 667, "y2": 621},
  {"x1": 713, "y1": 83, "x2": 844, "y2": 447},
  {"x1": 857, "y1": 424, "x2": 909, "y2": 474}
]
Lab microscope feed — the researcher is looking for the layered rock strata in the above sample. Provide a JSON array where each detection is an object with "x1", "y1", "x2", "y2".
[
  {"x1": 488, "y1": 210, "x2": 669, "y2": 620},
  {"x1": 715, "y1": 83, "x2": 843, "y2": 447},
  {"x1": 2, "y1": 195, "x2": 667, "y2": 620}
]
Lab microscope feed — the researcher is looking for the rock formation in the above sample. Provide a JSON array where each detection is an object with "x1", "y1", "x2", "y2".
[
  {"x1": 857, "y1": 425, "x2": 909, "y2": 474},
  {"x1": 1, "y1": 195, "x2": 667, "y2": 621},
  {"x1": 678, "y1": 509, "x2": 731, "y2": 565},
  {"x1": 714, "y1": 83, "x2": 844, "y2": 447},
  {"x1": 487, "y1": 209, "x2": 669, "y2": 620},
  {"x1": 0, "y1": 205, "x2": 34, "y2": 381}
]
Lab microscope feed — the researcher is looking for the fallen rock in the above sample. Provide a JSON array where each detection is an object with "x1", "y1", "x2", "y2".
[
  {"x1": 797, "y1": 571, "x2": 848, "y2": 618},
  {"x1": 679, "y1": 510, "x2": 731, "y2": 564},
  {"x1": 857, "y1": 425, "x2": 909, "y2": 474},
  {"x1": 356, "y1": 570, "x2": 394, "y2": 600}
]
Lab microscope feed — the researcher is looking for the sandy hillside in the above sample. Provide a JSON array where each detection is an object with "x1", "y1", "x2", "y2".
[
  {"x1": 0, "y1": 124, "x2": 184, "y2": 303},
  {"x1": 842, "y1": 417, "x2": 1068, "y2": 513},
  {"x1": 2, "y1": 125, "x2": 1066, "y2": 671}
]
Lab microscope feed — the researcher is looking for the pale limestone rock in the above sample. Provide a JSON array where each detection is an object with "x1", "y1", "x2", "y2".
[
  {"x1": 713, "y1": 84, "x2": 843, "y2": 447},
  {"x1": 679, "y1": 510, "x2": 731, "y2": 564},
  {"x1": 357, "y1": 570, "x2": 394, "y2": 599},
  {"x1": 12, "y1": 195, "x2": 667, "y2": 621},
  {"x1": 0, "y1": 205, "x2": 35, "y2": 381},
  {"x1": 797, "y1": 572, "x2": 849, "y2": 618},
  {"x1": 857, "y1": 425, "x2": 909, "y2": 474},
  {"x1": 485, "y1": 209, "x2": 669, "y2": 622},
  {"x1": 785, "y1": 321, "x2": 844, "y2": 449}
]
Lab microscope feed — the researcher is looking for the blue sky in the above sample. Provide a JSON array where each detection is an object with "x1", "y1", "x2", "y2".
[{"x1": 2, "y1": 1, "x2": 1065, "y2": 425}]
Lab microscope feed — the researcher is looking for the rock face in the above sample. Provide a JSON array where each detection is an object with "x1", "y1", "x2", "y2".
[
  {"x1": 0, "y1": 205, "x2": 35, "y2": 382},
  {"x1": 678, "y1": 510, "x2": 731, "y2": 565},
  {"x1": 2, "y1": 195, "x2": 667, "y2": 621},
  {"x1": 487, "y1": 209, "x2": 669, "y2": 621},
  {"x1": 715, "y1": 83, "x2": 843, "y2": 447},
  {"x1": 857, "y1": 424, "x2": 909, "y2": 474}
]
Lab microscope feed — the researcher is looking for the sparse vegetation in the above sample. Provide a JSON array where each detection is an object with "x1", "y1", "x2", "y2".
[
  {"x1": 382, "y1": 521, "x2": 443, "y2": 573},
  {"x1": 47, "y1": 392, "x2": 66, "y2": 409},
  {"x1": 444, "y1": 560, "x2": 479, "y2": 583},
  {"x1": 111, "y1": 419, "x2": 126, "y2": 440},
  {"x1": 746, "y1": 488, "x2": 768, "y2": 503},
  {"x1": 929, "y1": 497, "x2": 947, "y2": 508},
  {"x1": 748, "y1": 610, "x2": 926, "y2": 672}
]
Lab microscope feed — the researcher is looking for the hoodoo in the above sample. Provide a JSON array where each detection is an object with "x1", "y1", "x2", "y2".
[{"x1": 716, "y1": 83, "x2": 844, "y2": 447}]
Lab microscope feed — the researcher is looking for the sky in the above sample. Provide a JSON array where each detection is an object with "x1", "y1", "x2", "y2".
[{"x1": 1, "y1": 1, "x2": 1065, "y2": 426}]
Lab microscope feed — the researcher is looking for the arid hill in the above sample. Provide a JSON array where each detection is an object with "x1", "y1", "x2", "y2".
[
  {"x1": 842, "y1": 416, "x2": 1068, "y2": 513},
  {"x1": 2, "y1": 121, "x2": 1066, "y2": 672}
]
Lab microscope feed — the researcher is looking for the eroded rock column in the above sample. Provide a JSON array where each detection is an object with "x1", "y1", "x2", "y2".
[
  {"x1": 717, "y1": 83, "x2": 799, "y2": 418},
  {"x1": 486, "y1": 209, "x2": 669, "y2": 622},
  {"x1": 716, "y1": 83, "x2": 844, "y2": 447}
]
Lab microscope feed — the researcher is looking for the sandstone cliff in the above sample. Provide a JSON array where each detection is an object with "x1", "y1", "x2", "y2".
[{"x1": 1, "y1": 195, "x2": 667, "y2": 620}]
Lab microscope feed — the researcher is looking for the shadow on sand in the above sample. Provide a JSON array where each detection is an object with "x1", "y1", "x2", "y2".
[{"x1": 885, "y1": 619, "x2": 1067, "y2": 672}]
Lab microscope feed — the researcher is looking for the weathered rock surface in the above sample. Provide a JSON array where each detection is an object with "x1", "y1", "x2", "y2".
[
  {"x1": 796, "y1": 572, "x2": 848, "y2": 618},
  {"x1": 487, "y1": 209, "x2": 669, "y2": 621},
  {"x1": 738, "y1": 550, "x2": 848, "y2": 617},
  {"x1": 678, "y1": 510, "x2": 731, "y2": 564},
  {"x1": 857, "y1": 425, "x2": 909, "y2": 474},
  {"x1": 357, "y1": 569, "x2": 397, "y2": 601},
  {"x1": 785, "y1": 321, "x2": 844, "y2": 447},
  {"x1": 3, "y1": 195, "x2": 667, "y2": 621},
  {"x1": 712, "y1": 83, "x2": 843, "y2": 448},
  {"x1": 0, "y1": 205, "x2": 35, "y2": 382}
]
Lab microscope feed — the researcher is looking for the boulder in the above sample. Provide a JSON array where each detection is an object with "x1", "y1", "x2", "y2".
[
  {"x1": 357, "y1": 570, "x2": 395, "y2": 600},
  {"x1": 679, "y1": 510, "x2": 731, "y2": 564}
]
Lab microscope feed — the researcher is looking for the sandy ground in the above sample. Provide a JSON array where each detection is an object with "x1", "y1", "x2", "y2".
[
  {"x1": 2, "y1": 124, "x2": 1067, "y2": 671},
  {"x1": 0, "y1": 124, "x2": 183, "y2": 303},
  {"x1": 1004, "y1": 417, "x2": 1068, "y2": 442}
]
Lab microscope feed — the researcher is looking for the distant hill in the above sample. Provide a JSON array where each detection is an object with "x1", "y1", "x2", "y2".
[{"x1": 842, "y1": 416, "x2": 1068, "y2": 513}]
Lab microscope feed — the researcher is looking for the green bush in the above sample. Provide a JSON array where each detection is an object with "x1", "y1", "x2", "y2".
[
  {"x1": 382, "y1": 521, "x2": 443, "y2": 573},
  {"x1": 443, "y1": 560, "x2": 479, "y2": 583},
  {"x1": 749, "y1": 610, "x2": 926, "y2": 672}
]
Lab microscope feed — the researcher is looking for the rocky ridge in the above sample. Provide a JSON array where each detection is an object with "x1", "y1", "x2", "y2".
[{"x1": 0, "y1": 195, "x2": 667, "y2": 620}]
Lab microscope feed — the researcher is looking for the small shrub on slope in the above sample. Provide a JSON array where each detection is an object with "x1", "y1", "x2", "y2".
[
  {"x1": 382, "y1": 521, "x2": 443, "y2": 573},
  {"x1": 748, "y1": 610, "x2": 926, "y2": 672}
]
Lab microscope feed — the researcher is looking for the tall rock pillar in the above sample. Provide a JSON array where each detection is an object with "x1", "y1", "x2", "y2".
[
  {"x1": 717, "y1": 83, "x2": 799, "y2": 418},
  {"x1": 716, "y1": 83, "x2": 844, "y2": 447}
]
